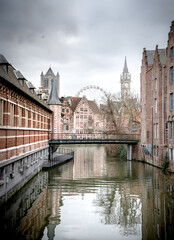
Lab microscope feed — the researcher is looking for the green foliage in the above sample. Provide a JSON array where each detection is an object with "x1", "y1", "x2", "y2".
[{"x1": 118, "y1": 144, "x2": 127, "y2": 160}]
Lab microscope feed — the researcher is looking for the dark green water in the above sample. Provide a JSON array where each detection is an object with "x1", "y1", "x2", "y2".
[{"x1": 0, "y1": 145, "x2": 174, "y2": 240}]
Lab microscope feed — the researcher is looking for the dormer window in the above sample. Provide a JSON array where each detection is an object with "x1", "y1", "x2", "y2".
[
  {"x1": 30, "y1": 89, "x2": 34, "y2": 94},
  {"x1": 0, "y1": 54, "x2": 9, "y2": 74},
  {"x1": 26, "y1": 81, "x2": 35, "y2": 94},
  {"x1": 2, "y1": 64, "x2": 8, "y2": 74},
  {"x1": 14, "y1": 70, "x2": 25, "y2": 86},
  {"x1": 19, "y1": 79, "x2": 24, "y2": 86}
]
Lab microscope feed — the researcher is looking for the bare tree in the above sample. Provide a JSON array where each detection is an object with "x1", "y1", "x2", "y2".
[{"x1": 101, "y1": 92, "x2": 140, "y2": 134}]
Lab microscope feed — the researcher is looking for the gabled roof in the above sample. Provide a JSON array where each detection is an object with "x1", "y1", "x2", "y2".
[{"x1": 65, "y1": 96, "x2": 101, "y2": 114}]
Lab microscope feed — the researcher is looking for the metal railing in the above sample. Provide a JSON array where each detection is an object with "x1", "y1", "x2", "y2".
[
  {"x1": 56, "y1": 147, "x2": 74, "y2": 156},
  {"x1": 49, "y1": 132, "x2": 140, "y2": 142}
]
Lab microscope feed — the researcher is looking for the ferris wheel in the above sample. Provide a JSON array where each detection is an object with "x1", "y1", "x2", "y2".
[{"x1": 75, "y1": 85, "x2": 109, "y2": 104}]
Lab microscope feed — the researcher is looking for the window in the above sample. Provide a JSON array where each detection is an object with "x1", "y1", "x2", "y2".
[
  {"x1": 147, "y1": 131, "x2": 149, "y2": 139},
  {"x1": 65, "y1": 125, "x2": 69, "y2": 131},
  {"x1": 76, "y1": 114, "x2": 79, "y2": 118},
  {"x1": 26, "y1": 109, "x2": 28, "y2": 127},
  {"x1": 154, "y1": 124, "x2": 156, "y2": 139},
  {"x1": 80, "y1": 115, "x2": 83, "y2": 119},
  {"x1": 156, "y1": 124, "x2": 159, "y2": 139},
  {"x1": 171, "y1": 66, "x2": 173, "y2": 83},
  {"x1": 31, "y1": 112, "x2": 33, "y2": 128},
  {"x1": 171, "y1": 122, "x2": 173, "y2": 139},
  {"x1": 66, "y1": 108, "x2": 69, "y2": 113},
  {"x1": 84, "y1": 108, "x2": 88, "y2": 112},
  {"x1": 155, "y1": 78, "x2": 157, "y2": 89},
  {"x1": 170, "y1": 148, "x2": 173, "y2": 161},
  {"x1": 10, "y1": 103, "x2": 15, "y2": 126},
  {"x1": 170, "y1": 93, "x2": 173, "y2": 111},
  {"x1": 0, "y1": 99, "x2": 4, "y2": 125},
  {"x1": 166, "y1": 123, "x2": 168, "y2": 140},
  {"x1": 80, "y1": 107, "x2": 83, "y2": 111},
  {"x1": 155, "y1": 98, "x2": 157, "y2": 113},
  {"x1": 171, "y1": 46, "x2": 173, "y2": 58},
  {"x1": 19, "y1": 107, "x2": 22, "y2": 127}
]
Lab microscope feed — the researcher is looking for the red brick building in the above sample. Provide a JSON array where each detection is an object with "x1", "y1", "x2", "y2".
[
  {"x1": 0, "y1": 55, "x2": 52, "y2": 199},
  {"x1": 140, "y1": 21, "x2": 174, "y2": 172}
]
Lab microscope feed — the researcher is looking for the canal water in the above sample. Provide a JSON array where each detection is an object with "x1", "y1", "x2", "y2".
[{"x1": 0, "y1": 145, "x2": 174, "y2": 240}]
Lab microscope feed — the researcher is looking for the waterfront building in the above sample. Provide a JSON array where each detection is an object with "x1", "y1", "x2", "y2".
[
  {"x1": 140, "y1": 21, "x2": 174, "y2": 172},
  {"x1": 60, "y1": 96, "x2": 104, "y2": 134},
  {"x1": 0, "y1": 54, "x2": 53, "y2": 199}
]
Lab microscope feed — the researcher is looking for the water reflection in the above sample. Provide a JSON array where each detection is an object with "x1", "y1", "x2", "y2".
[{"x1": 0, "y1": 145, "x2": 174, "y2": 240}]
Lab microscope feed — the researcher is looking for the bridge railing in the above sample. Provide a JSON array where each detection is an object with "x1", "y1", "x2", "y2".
[{"x1": 48, "y1": 132, "x2": 140, "y2": 141}]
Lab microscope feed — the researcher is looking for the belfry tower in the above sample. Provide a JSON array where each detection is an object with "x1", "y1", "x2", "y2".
[
  {"x1": 120, "y1": 57, "x2": 131, "y2": 99},
  {"x1": 40, "y1": 67, "x2": 60, "y2": 98}
]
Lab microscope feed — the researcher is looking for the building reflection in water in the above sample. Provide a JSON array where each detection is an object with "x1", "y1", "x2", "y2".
[{"x1": 0, "y1": 145, "x2": 174, "y2": 240}]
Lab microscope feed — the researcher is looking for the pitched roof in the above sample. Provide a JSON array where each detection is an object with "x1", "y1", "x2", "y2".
[
  {"x1": 0, "y1": 54, "x2": 9, "y2": 64},
  {"x1": 0, "y1": 54, "x2": 51, "y2": 112},
  {"x1": 158, "y1": 49, "x2": 166, "y2": 65},
  {"x1": 45, "y1": 67, "x2": 55, "y2": 76},
  {"x1": 68, "y1": 97, "x2": 82, "y2": 111},
  {"x1": 88, "y1": 100, "x2": 101, "y2": 114},
  {"x1": 47, "y1": 78, "x2": 62, "y2": 105}
]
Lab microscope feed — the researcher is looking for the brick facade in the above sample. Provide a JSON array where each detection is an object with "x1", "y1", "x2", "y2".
[
  {"x1": 140, "y1": 21, "x2": 174, "y2": 172},
  {"x1": 0, "y1": 55, "x2": 53, "y2": 199}
]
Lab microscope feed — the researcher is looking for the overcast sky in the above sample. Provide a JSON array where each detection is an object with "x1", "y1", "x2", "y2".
[{"x1": 0, "y1": 0, "x2": 174, "y2": 99}]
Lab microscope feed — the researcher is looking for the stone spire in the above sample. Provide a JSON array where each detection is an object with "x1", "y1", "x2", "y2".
[
  {"x1": 47, "y1": 78, "x2": 61, "y2": 105},
  {"x1": 123, "y1": 56, "x2": 128, "y2": 73}
]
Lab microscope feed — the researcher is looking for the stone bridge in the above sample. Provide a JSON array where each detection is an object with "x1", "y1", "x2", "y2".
[{"x1": 48, "y1": 132, "x2": 140, "y2": 161}]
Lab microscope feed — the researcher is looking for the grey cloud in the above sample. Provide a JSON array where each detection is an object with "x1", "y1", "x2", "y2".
[
  {"x1": 0, "y1": 0, "x2": 174, "y2": 96},
  {"x1": 0, "y1": 0, "x2": 78, "y2": 43}
]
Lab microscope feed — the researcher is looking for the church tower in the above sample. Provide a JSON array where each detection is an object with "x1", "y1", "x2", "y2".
[
  {"x1": 40, "y1": 67, "x2": 60, "y2": 98},
  {"x1": 120, "y1": 57, "x2": 131, "y2": 99}
]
